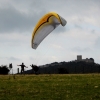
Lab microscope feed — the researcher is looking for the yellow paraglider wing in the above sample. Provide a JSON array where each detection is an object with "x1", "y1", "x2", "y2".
[{"x1": 31, "y1": 12, "x2": 67, "y2": 49}]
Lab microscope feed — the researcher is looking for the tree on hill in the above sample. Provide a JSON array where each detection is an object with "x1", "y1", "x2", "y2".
[
  {"x1": 58, "y1": 67, "x2": 69, "y2": 74},
  {"x1": 0, "y1": 65, "x2": 10, "y2": 75}
]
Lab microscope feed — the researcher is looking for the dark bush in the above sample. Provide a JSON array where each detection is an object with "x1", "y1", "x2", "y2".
[
  {"x1": 58, "y1": 68, "x2": 69, "y2": 74},
  {"x1": 0, "y1": 65, "x2": 10, "y2": 75}
]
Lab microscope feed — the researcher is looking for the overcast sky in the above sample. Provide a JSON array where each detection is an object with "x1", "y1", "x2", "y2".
[{"x1": 0, "y1": 0, "x2": 100, "y2": 73}]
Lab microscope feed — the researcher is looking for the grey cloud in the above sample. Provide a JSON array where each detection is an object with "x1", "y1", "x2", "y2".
[
  {"x1": 72, "y1": 46, "x2": 91, "y2": 52},
  {"x1": 94, "y1": 37, "x2": 100, "y2": 49},
  {"x1": 0, "y1": 0, "x2": 100, "y2": 34},
  {"x1": 0, "y1": 5, "x2": 47, "y2": 33},
  {"x1": 74, "y1": 24, "x2": 82, "y2": 29},
  {"x1": 0, "y1": 3, "x2": 66, "y2": 34},
  {"x1": 91, "y1": 30, "x2": 95, "y2": 34},
  {"x1": 29, "y1": 57, "x2": 35, "y2": 61},
  {"x1": 8, "y1": 57, "x2": 20, "y2": 61}
]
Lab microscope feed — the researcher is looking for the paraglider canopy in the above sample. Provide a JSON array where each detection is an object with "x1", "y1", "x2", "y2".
[{"x1": 31, "y1": 12, "x2": 67, "y2": 49}]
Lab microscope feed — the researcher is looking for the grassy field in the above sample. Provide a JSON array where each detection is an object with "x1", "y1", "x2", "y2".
[{"x1": 0, "y1": 74, "x2": 100, "y2": 100}]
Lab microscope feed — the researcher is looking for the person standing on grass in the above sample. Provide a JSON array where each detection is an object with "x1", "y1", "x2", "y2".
[
  {"x1": 17, "y1": 63, "x2": 28, "y2": 74},
  {"x1": 30, "y1": 64, "x2": 39, "y2": 74}
]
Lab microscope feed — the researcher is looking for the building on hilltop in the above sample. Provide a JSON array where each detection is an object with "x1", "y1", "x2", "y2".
[{"x1": 76, "y1": 55, "x2": 94, "y2": 63}]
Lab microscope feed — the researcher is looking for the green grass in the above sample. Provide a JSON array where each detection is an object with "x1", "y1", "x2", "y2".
[{"x1": 0, "y1": 74, "x2": 100, "y2": 100}]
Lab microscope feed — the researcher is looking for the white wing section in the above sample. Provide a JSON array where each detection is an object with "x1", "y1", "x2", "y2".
[
  {"x1": 31, "y1": 12, "x2": 67, "y2": 49},
  {"x1": 59, "y1": 15, "x2": 67, "y2": 26},
  {"x1": 32, "y1": 16, "x2": 60, "y2": 49}
]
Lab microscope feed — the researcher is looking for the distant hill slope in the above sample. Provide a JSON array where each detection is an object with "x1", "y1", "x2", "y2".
[{"x1": 23, "y1": 61, "x2": 100, "y2": 74}]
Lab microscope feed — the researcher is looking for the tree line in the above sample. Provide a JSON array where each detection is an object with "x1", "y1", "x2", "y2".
[
  {"x1": 37, "y1": 61, "x2": 100, "y2": 74},
  {"x1": 1, "y1": 60, "x2": 100, "y2": 75}
]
